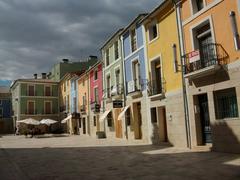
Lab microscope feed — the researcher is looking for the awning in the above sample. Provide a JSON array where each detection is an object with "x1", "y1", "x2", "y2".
[
  {"x1": 61, "y1": 115, "x2": 72, "y2": 124},
  {"x1": 99, "y1": 110, "x2": 111, "y2": 122},
  {"x1": 118, "y1": 105, "x2": 130, "y2": 121}
]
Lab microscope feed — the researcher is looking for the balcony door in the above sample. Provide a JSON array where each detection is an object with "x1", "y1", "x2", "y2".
[
  {"x1": 132, "y1": 60, "x2": 140, "y2": 91},
  {"x1": 151, "y1": 58, "x2": 162, "y2": 95},
  {"x1": 28, "y1": 101, "x2": 35, "y2": 114},
  {"x1": 45, "y1": 101, "x2": 52, "y2": 114},
  {"x1": 196, "y1": 23, "x2": 215, "y2": 67}
]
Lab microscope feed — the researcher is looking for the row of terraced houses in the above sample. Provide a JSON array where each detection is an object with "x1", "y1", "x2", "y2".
[{"x1": 10, "y1": 0, "x2": 240, "y2": 153}]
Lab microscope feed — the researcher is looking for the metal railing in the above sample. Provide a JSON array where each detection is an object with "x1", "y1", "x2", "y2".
[
  {"x1": 26, "y1": 91, "x2": 56, "y2": 97},
  {"x1": 183, "y1": 43, "x2": 228, "y2": 74},
  {"x1": 147, "y1": 80, "x2": 163, "y2": 96},
  {"x1": 80, "y1": 105, "x2": 86, "y2": 112},
  {"x1": 90, "y1": 101, "x2": 101, "y2": 112},
  {"x1": 25, "y1": 109, "x2": 57, "y2": 115},
  {"x1": 126, "y1": 79, "x2": 148, "y2": 94},
  {"x1": 111, "y1": 84, "x2": 124, "y2": 96}
]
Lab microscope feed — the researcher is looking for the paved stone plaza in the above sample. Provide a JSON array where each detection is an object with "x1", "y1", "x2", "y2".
[{"x1": 0, "y1": 135, "x2": 240, "y2": 180}]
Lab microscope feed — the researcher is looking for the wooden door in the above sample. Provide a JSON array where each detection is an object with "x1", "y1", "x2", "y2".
[{"x1": 115, "y1": 108, "x2": 122, "y2": 138}]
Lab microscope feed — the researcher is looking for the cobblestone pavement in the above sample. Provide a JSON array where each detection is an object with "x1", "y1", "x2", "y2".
[{"x1": 0, "y1": 135, "x2": 240, "y2": 180}]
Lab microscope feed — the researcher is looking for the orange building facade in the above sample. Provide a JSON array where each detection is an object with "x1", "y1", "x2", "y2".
[{"x1": 179, "y1": 0, "x2": 240, "y2": 153}]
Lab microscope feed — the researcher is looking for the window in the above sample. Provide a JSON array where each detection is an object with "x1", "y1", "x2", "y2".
[
  {"x1": 106, "y1": 49, "x2": 110, "y2": 66},
  {"x1": 82, "y1": 79, "x2": 85, "y2": 86},
  {"x1": 214, "y1": 88, "x2": 239, "y2": 119},
  {"x1": 28, "y1": 101, "x2": 35, "y2": 114},
  {"x1": 114, "y1": 41, "x2": 119, "y2": 60},
  {"x1": 93, "y1": 116, "x2": 96, "y2": 126},
  {"x1": 73, "y1": 81, "x2": 76, "y2": 90},
  {"x1": 45, "y1": 101, "x2": 52, "y2": 114},
  {"x1": 191, "y1": 20, "x2": 216, "y2": 70},
  {"x1": 125, "y1": 108, "x2": 131, "y2": 126},
  {"x1": 107, "y1": 112, "x2": 113, "y2": 127},
  {"x1": 45, "y1": 86, "x2": 51, "y2": 96},
  {"x1": 73, "y1": 97, "x2": 77, "y2": 112},
  {"x1": 149, "y1": 23, "x2": 158, "y2": 41},
  {"x1": 94, "y1": 69, "x2": 98, "y2": 80},
  {"x1": 94, "y1": 87, "x2": 99, "y2": 103},
  {"x1": 115, "y1": 69, "x2": 120, "y2": 86},
  {"x1": 28, "y1": 85, "x2": 35, "y2": 96},
  {"x1": 64, "y1": 82, "x2": 66, "y2": 92},
  {"x1": 150, "y1": 58, "x2": 162, "y2": 95},
  {"x1": 192, "y1": 0, "x2": 204, "y2": 14},
  {"x1": 82, "y1": 96, "x2": 86, "y2": 106},
  {"x1": 132, "y1": 60, "x2": 140, "y2": 90},
  {"x1": 0, "y1": 108, "x2": 3, "y2": 118},
  {"x1": 106, "y1": 75, "x2": 111, "y2": 98},
  {"x1": 229, "y1": 11, "x2": 240, "y2": 50},
  {"x1": 131, "y1": 29, "x2": 137, "y2": 52},
  {"x1": 151, "y1": 108, "x2": 157, "y2": 123},
  {"x1": 67, "y1": 95, "x2": 70, "y2": 112}
]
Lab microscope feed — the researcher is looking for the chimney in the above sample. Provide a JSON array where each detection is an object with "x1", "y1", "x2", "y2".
[
  {"x1": 88, "y1": 55, "x2": 98, "y2": 61},
  {"x1": 62, "y1": 59, "x2": 69, "y2": 63},
  {"x1": 42, "y1": 73, "x2": 47, "y2": 79},
  {"x1": 34, "y1": 74, "x2": 38, "y2": 79}
]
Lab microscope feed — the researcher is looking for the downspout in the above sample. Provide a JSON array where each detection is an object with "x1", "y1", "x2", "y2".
[
  {"x1": 173, "y1": 0, "x2": 192, "y2": 149},
  {"x1": 87, "y1": 72, "x2": 91, "y2": 135},
  {"x1": 121, "y1": 35, "x2": 128, "y2": 140},
  {"x1": 101, "y1": 53, "x2": 106, "y2": 134}
]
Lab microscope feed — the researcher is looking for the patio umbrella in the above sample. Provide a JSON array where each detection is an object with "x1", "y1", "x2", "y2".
[
  {"x1": 40, "y1": 119, "x2": 58, "y2": 126},
  {"x1": 61, "y1": 115, "x2": 72, "y2": 124},
  {"x1": 17, "y1": 118, "x2": 40, "y2": 125}
]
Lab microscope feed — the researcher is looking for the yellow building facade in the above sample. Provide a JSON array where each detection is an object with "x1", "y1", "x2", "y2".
[
  {"x1": 77, "y1": 73, "x2": 90, "y2": 136},
  {"x1": 59, "y1": 73, "x2": 78, "y2": 135},
  {"x1": 143, "y1": 0, "x2": 187, "y2": 147}
]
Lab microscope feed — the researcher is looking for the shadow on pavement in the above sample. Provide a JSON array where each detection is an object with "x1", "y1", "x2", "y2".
[{"x1": 0, "y1": 144, "x2": 240, "y2": 180}]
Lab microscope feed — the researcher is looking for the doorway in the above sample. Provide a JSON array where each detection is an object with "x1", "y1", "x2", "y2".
[
  {"x1": 82, "y1": 117, "x2": 86, "y2": 134},
  {"x1": 133, "y1": 102, "x2": 142, "y2": 139},
  {"x1": 198, "y1": 94, "x2": 212, "y2": 144},
  {"x1": 115, "y1": 108, "x2": 123, "y2": 138}
]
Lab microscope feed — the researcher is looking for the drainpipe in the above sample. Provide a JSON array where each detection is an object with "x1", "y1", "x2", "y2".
[
  {"x1": 173, "y1": 0, "x2": 192, "y2": 149},
  {"x1": 121, "y1": 35, "x2": 128, "y2": 140},
  {"x1": 101, "y1": 53, "x2": 106, "y2": 134}
]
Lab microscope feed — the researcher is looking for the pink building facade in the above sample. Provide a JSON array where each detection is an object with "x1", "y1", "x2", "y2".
[{"x1": 89, "y1": 62, "x2": 103, "y2": 136}]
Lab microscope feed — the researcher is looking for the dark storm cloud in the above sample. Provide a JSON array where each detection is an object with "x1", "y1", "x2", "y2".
[{"x1": 0, "y1": 0, "x2": 161, "y2": 80}]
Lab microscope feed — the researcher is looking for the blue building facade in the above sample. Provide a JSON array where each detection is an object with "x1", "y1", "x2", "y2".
[
  {"x1": 0, "y1": 90, "x2": 13, "y2": 134},
  {"x1": 122, "y1": 14, "x2": 148, "y2": 94},
  {"x1": 121, "y1": 14, "x2": 151, "y2": 142},
  {"x1": 0, "y1": 98, "x2": 11, "y2": 119}
]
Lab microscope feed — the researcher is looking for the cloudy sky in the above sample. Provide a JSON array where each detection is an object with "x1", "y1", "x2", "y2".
[{"x1": 0, "y1": 0, "x2": 161, "y2": 85}]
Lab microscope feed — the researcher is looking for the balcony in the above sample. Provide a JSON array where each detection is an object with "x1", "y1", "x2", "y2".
[
  {"x1": 25, "y1": 109, "x2": 57, "y2": 115},
  {"x1": 147, "y1": 80, "x2": 165, "y2": 99},
  {"x1": 127, "y1": 79, "x2": 147, "y2": 98},
  {"x1": 183, "y1": 43, "x2": 228, "y2": 79},
  {"x1": 80, "y1": 105, "x2": 86, "y2": 114},
  {"x1": 111, "y1": 84, "x2": 123, "y2": 99},
  {"x1": 90, "y1": 101, "x2": 101, "y2": 113},
  {"x1": 26, "y1": 91, "x2": 56, "y2": 97}
]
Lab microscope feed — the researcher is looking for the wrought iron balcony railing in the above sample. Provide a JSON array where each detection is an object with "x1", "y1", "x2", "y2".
[
  {"x1": 147, "y1": 80, "x2": 164, "y2": 96},
  {"x1": 126, "y1": 79, "x2": 148, "y2": 94},
  {"x1": 183, "y1": 43, "x2": 228, "y2": 74},
  {"x1": 111, "y1": 84, "x2": 124, "y2": 96}
]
